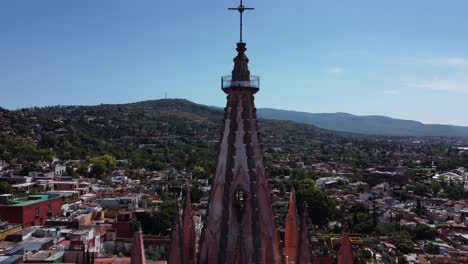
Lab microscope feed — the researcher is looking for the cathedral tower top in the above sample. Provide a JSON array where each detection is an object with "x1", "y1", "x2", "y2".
[{"x1": 222, "y1": 0, "x2": 259, "y2": 91}]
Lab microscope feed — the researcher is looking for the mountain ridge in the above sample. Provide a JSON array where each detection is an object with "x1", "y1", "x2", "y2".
[
  {"x1": 2, "y1": 99, "x2": 468, "y2": 137},
  {"x1": 256, "y1": 108, "x2": 468, "y2": 137}
]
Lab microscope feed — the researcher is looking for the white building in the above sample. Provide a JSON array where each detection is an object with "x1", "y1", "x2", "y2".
[
  {"x1": 315, "y1": 176, "x2": 347, "y2": 189},
  {"x1": 433, "y1": 172, "x2": 464, "y2": 183}
]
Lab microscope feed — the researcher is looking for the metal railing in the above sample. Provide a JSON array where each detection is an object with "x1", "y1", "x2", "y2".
[{"x1": 221, "y1": 75, "x2": 260, "y2": 89}]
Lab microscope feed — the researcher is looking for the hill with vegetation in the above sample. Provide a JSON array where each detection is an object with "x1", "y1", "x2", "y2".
[
  {"x1": 257, "y1": 108, "x2": 468, "y2": 137},
  {"x1": 1, "y1": 99, "x2": 467, "y2": 178},
  {"x1": 0, "y1": 99, "x2": 355, "y2": 172}
]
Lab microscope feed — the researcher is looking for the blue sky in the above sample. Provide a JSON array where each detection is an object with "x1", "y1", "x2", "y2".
[{"x1": 1, "y1": 0, "x2": 468, "y2": 126}]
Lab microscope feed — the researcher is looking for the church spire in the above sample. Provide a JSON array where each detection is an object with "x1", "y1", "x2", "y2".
[
  {"x1": 227, "y1": 0, "x2": 255, "y2": 83},
  {"x1": 337, "y1": 231, "x2": 354, "y2": 264},
  {"x1": 284, "y1": 190, "x2": 300, "y2": 264},
  {"x1": 182, "y1": 187, "x2": 197, "y2": 264},
  {"x1": 198, "y1": 2, "x2": 282, "y2": 262},
  {"x1": 131, "y1": 225, "x2": 146, "y2": 264},
  {"x1": 298, "y1": 203, "x2": 312, "y2": 264},
  {"x1": 169, "y1": 202, "x2": 183, "y2": 264},
  {"x1": 169, "y1": 188, "x2": 198, "y2": 264}
]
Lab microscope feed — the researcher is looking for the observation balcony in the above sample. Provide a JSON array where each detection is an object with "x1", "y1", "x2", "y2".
[{"x1": 221, "y1": 75, "x2": 260, "y2": 90}]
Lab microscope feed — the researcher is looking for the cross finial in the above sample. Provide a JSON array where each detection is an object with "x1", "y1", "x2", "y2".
[{"x1": 228, "y1": 0, "x2": 254, "y2": 43}]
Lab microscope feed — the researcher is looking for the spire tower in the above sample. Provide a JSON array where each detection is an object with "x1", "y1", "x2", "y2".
[
  {"x1": 131, "y1": 225, "x2": 146, "y2": 264},
  {"x1": 169, "y1": 202, "x2": 183, "y2": 264},
  {"x1": 169, "y1": 189, "x2": 197, "y2": 264},
  {"x1": 298, "y1": 203, "x2": 312, "y2": 264},
  {"x1": 198, "y1": 1, "x2": 282, "y2": 263},
  {"x1": 182, "y1": 188, "x2": 197, "y2": 264},
  {"x1": 337, "y1": 231, "x2": 354, "y2": 264},
  {"x1": 284, "y1": 190, "x2": 300, "y2": 264}
]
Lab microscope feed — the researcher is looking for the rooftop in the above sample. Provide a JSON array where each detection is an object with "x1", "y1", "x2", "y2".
[{"x1": 6, "y1": 194, "x2": 60, "y2": 207}]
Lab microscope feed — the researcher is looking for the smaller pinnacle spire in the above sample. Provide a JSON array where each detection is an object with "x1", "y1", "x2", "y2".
[
  {"x1": 131, "y1": 224, "x2": 146, "y2": 264},
  {"x1": 298, "y1": 203, "x2": 312, "y2": 264},
  {"x1": 337, "y1": 231, "x2": 354, "y2": 264},
  {"x1": 182, "y1": 186, "x2": 197, "y2": 264},
  {"x1": 169, "y1": 202, "x2": 183, "y2": 264},
  {"x1": 168, "y1": 187, "x2": 197, "y2": 264},
  {"x1": 285, "y1": 190, "x2": 300, "y2": 264}
]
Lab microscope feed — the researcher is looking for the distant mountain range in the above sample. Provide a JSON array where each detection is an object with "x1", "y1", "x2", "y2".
[
  {"x1": 3, "y1": 99, "x2": 468, "y2": 138},
  {"x1": 256, "y1": 108, "x2": 468, "y2": 137}
]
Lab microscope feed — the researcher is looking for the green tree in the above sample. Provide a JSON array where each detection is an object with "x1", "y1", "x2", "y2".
[
  {"x1": 398, "y1": 256, "x2": 409, "y2": 264},
  {"x1": 190, "y1": 186, "x2": 203, "y2": 203},
  {"x1": 89, "y1": 154, "x2": 116, "y2": 169},
  {"x1": 192, "y1": 165, "x2": 207, "y2": 179},
  {"x1": 412, "y1": 182, "x2": 430, "y2": 196},
  {"x1": 147, "y1": 160, "x2": 165, "y2": 171},
  {"x1": 296, "y1": 188, "x2": 334, "y2": 226},
  {"x1": 376, "y1": 223, "x2": 399, "y2": 235},
  {"x1": 351, "y1": 212, "x2": 375, "y2": 234},
  {"x1": 90, "y1": 164, "x2": 106, "y2": 178},
  {"x1": 444, "y1": 183, "x2": 466, "y2": 200},
  {"x1": 76, "y1": 163, "x2": 89, "y2": 176},
  {"x1": 426, "y1": 243, "x2": 440, "y2": 254},
  {"x1": 302, "y1": 178, "x2": 316, "y2": 190},
  {"x1": 431, "y1": 181, "x2": 441, "y2": 195},
  {"x1": 396, "y1": 238, "x2": 414, "y2": 254},
  {"x1": 20, "y1": 164, "x2": 42, "y2": 176},
  {"x1": 138, "y1": 197, "x2": 177, "y2": 236},
  {"x1": 0, "y1": 182, "x2": 14, "y2": 194},
  {"x1": 412, "y1": 199, "x2": 426, "y2": 216},
  {"x1": 412, "y1": 224, "x2": 437, "y2": 240}
]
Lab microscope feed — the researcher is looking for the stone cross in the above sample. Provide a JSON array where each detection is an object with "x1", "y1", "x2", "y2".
[{"x1": 228, "y1": 0, "x2": 254, "y2": 42}]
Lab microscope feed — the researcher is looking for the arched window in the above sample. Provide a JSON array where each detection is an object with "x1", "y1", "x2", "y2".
[{"x1": 234, "y1": 189, "x2": 246, "y2": 222}]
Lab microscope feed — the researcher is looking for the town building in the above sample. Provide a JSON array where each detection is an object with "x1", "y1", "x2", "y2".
[{"x1": 0, "y1": 194, "x2": 62, "y2": 227}]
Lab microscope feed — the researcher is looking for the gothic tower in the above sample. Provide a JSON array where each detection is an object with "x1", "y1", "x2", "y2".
[
  {"x1": 284, "y1": 191, "x2": 312, "y2": 264},
  {"x1": 169, "y1": 188, "x2": 197, "y2": 264},
  {"x1": 298, "y1": 203, "x2": 312, "y2": 264},
  {"x1": 131, "y1": 226, "x2": 147, "y2": 264},
  {"x1": 337, "y1": 232, "x2": 354, "y2": 264},
  {"x1": 284, "y1": 190, "x2": 300, "y2": 264},
  {"x1": 197, "y1": 2, "x2": 282, "y2": 262},
  {"x1": 198, "y1": 39, "x2": 282, "y2": 263}
]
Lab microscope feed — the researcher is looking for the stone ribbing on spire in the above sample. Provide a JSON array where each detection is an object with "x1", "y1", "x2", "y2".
[
  {"x1": 198, "y1": 42, "x2": 282, "y2": 264},
  {"x1": 131, "y1": 226, "x2": 146, "y2": 264},
  {"x1": 337, "y1": 232, "x2": 353, "y2": 264},
  {"x1": 284, "y1": 191, "x2": 299, "y2": 264}
]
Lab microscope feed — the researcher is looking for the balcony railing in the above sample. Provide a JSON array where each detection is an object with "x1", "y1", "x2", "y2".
[{"x1": 221, "y1": 75, "x2": 260, "y2": 89}]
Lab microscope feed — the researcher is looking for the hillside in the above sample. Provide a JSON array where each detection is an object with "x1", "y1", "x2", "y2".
[
  {"x1": 257, "y1": 108, "x2": 468, "y2": 137},
  {"x1": 0, "y1": 99, "x2": 357, "y2": 170},
  {"x1": 2, "y1": 99, "x2": 468, "y2": 175}
]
